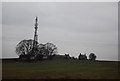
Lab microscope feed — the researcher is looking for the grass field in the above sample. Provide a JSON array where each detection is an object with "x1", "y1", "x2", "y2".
[{"x1": 2, "y1": 59, "x2": 120, "y2": 79}]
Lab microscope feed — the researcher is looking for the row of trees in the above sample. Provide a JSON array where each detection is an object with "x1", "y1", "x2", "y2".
[
  {"x1": 16, "y1": 39, "x2": 57, "y2": 61},
  {"x1": 16, "y1": 39, "x2": 97, "y2": 61}
]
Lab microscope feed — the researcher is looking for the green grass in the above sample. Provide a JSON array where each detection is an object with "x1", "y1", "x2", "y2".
[{"x1": 2, "y1": 59, "x2": 120, "y2": 79}]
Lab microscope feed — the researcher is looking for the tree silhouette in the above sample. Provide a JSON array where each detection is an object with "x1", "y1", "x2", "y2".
[
  {"x1": 38, "y1": 44, "x2": 45, "y2": 55},
  {"x1": 16, "y1": 39, "x2": 38, "y2": 60},
  {"x1": 89, "y1": 53, "x2": 96, "y2": 60},
  {"x1": 37, "y1": 42, "x2": 57, "y2": 59},
  {"x1": 16, "y1": 40, "x2": 57, "y2": 61},
  {"x1": 44, "y1": 42, "x2": 57, "y2": 56}
]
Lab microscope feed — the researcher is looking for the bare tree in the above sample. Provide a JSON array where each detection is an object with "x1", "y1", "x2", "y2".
[
  {"x1": 44, "y1": 42, "x2": 57, "y2": 56},
  {"x1": 16, "y1": 39, "x2": 38, "y2": 58},
  {"x1": 37, "y1": 42, "x2": 57, "y2": 60}
]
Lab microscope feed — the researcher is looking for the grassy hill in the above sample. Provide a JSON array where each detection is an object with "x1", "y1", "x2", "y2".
[{"x1": 2, "y1": 59, "x2": 120, "y2": 79}]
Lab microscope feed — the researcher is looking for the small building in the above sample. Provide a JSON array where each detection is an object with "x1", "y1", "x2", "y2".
[
  {"x1": 78, "y1": 53, "x2": 87, "y2": 60},
  {"x1": 52, "y1": 54, "x2": 70, "y2": 60},
  {"x1": 19, "y1": 54, "x2": 28, "y2": 60},
  {"x1": 43, "y1": 55, "x2": 48, "y2": 60},
  {"x1": 19, "y1": 54, "x2": 36, "y2": 61}
]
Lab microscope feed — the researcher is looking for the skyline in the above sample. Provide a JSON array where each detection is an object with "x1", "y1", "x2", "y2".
[{"x1": 2, "y1": 2, "x2": 118, "y2": 61}]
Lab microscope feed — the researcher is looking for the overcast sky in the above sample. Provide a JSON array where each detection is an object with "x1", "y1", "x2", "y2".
[{"x1": 2, "y1": 2, "x2": 118, "y2": 61}]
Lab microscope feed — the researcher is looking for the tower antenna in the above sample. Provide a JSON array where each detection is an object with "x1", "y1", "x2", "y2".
[
  {"x1": 31, "y1": 16, "x2": 38, "y2": 57},
  {"x1": 33, "y1": 16, "x2": 38, "y2": 48}
]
